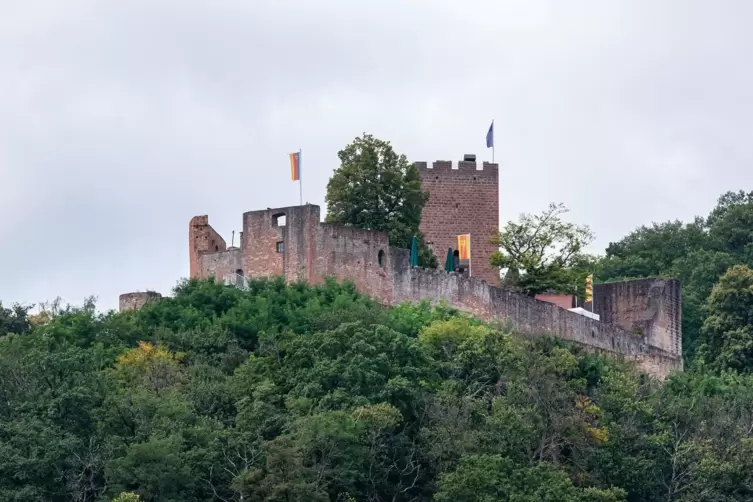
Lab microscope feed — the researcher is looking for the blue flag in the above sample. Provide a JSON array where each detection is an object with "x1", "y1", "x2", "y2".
[{"x1": 486, "y1": 120, "x2": 494, "y2": 148}]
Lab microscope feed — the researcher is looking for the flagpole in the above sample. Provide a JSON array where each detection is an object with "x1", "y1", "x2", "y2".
[{"x1": 298, "y1": 149, "x2": 303, "y2": 206}]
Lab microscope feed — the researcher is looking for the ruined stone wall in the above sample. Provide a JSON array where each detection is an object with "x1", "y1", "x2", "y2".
[
  {"x1": 594, "y1": 279, "x2": 682, "y2": 362},
  {"x1": 416, "y1": 160, "x2": 500, "y2": 286},
  {"x1": 119, "y1": 291, "x2": 162, "y2": 312},
  {"x1": 627, "y1": 351, "x2": 682, "y2": 379},
  {"x1": 240, "y1": 208, "x2": 288, "y2": 280},
  {"x1": 316, "y1": 222, "x2": 393, "y2": 300},
  {"x1": 387, "y1": 250, "x2": 658, "y2": 359},
  {"x1": 200, "y1": 247, "x2": 243, "y2": 282},
  {"x1": 189, "y1": 216, "x2": 227, "y2": 278},
  {"x1": 190, "y1": 204, "x2": 683, "y2": 378}
]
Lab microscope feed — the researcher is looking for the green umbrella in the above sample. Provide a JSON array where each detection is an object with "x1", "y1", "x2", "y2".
[
  {"x1": 444, "y1": 248, "x2": 454, "y2": 272},
  {"x1": 410, "y1": 236, "x2": 419, "y2": 267}
]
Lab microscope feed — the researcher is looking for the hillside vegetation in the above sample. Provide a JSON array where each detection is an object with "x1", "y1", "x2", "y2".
[
  {"x1": 3, "y1": 277, "x2": 753, "y2": 501},
  {"x1": 594, "y1": 190, "x2": 753, "y2": 364}
]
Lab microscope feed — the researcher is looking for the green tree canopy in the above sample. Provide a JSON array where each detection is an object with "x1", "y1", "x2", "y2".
[
  {"x1": 4, "y1": 275, "x2": 753, "y2": 500},
  {"x1": 697, "y1": 264, "x2": 753, "y2": 372},
  {"x1": 325, "y1": 133, "x2": 437, "y2": 268},
  {"x1": 0, "y1": 301, "x2": 31, "y2": 336},
  {"x1": 490, "y1": 202, "x2": 594, "y2": 296}
]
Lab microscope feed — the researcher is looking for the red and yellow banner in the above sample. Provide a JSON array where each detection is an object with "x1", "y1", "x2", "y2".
[
  {"x1": 457, "y1": 234, "x2": 471, "y2": 261},
  {"x1": 289, "y1": 151, "x2": 301, "y2": 181}
]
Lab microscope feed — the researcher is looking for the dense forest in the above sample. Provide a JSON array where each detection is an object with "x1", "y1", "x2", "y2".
[
  {"x1": 1, "y1": 268, "x2": 753, "y2": 501},
  {"x1": 4, "y1": 181, "x2": 753, "y2": 500}
]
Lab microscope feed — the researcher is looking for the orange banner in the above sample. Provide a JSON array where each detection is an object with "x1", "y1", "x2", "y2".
[{"x1": 457, "y1": 234, "x2": 471, "y2": 261}]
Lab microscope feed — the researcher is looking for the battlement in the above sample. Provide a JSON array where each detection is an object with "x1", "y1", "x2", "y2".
[
  {"x1": 414, "y1": 160, "x2": 499, "y2": 170},
  {"x1": 414, "y1": 160, "x2": 499, "y2": 179},
  {"x1": 185, "y1": 204, "x2": 683, "y2": 379}
]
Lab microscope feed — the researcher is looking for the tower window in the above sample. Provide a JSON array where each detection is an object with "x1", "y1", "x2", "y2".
[
  {"x1": 272, "y1": 213, "x2": 286, "y2": 227},
  {"x1": 276, "y1": 241, "x2": 284, "y2": 253},
  {"x1": 378, "y1": 249, "x2": 385, "y2": 267}
]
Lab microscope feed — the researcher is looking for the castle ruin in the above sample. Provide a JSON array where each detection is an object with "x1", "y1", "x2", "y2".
[{"x1": 176, "y1": 158, "x2": 683, "y2": 379}]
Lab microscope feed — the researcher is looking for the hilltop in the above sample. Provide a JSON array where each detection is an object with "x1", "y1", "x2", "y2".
[{"x1": 2, "y1": 277, "x2": 753, "y2": 501}]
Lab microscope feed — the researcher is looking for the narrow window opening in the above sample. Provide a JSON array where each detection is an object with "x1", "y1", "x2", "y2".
[
  {"x1": 276, "y1": 241, "x2": 284, "y2": 253},
  {"x1": 215, "y1": 245, "x2": 219, "y2": 251},
  {"x1": 236, "y1": 269, "x2": 244, "y2": 277},
  {"x1": 272, "y1": 213, "x2": 287, "y2": 227},
  {"x1": 378, "y1": 249, "x2": 385, "y2": 267}
]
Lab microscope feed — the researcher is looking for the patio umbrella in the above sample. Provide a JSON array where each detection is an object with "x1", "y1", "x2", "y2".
[
  {"x1": 410, "y1": 236, "x2": 419, "y2": 267},
  {"x1": 444, "y1": 248, "x2": 454, "y2": 272}
]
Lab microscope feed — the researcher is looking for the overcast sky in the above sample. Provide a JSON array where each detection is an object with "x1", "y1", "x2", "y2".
[{"x1": 1, "y1": 0, "x2": 752, "y2": 311}]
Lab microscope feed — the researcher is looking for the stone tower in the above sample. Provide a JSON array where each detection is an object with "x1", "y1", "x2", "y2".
[{"x1": 416, "y1": 159, "x2": 500, "y2": 286}]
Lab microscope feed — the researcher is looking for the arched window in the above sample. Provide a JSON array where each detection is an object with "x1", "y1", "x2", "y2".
[{"x1": 378, "y1": 250, "x2": 385, "y2": 267}]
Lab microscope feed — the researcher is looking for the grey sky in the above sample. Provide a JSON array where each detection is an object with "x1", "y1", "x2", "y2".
[{"x1": 1, "y1": 0, "x2": 752, "y2": 311}]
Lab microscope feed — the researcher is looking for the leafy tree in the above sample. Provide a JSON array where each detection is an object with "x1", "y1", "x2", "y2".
[
  {"x1": 697, "y1": 265, "x2": 753, "y2": 372},
  {"x1": 7, "y1": 274, "x2": 753, "y2": 500},
  {"x1": 706, "y1": 190, "x2": 753, "y2": 257},
  {"x1": 435, "y1": 454, "x2": 626, "y2": 501},
  {"x1": 113, "y1": 493, "x2": 141, "y2": 502},
  {"x1": 0, "y1": 301, "x2": 31, "y2": 336},
  {"x1": 598, "y1": 219, "x2": 709, "y2": 281},
  {"x1": 325, "y1": 133, "x2": 437, "y2": 268},
  {"x1": 490, "y1": 202, "x2": 594, "y2": 296}
]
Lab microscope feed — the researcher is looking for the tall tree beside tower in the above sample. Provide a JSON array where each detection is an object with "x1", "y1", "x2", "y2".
[
  {"x1": 490, "y1": 202, "x2": 595, "y2": 297},
  {"x1": 325, "y1": 133, "x2": 437, "y2": 268}
]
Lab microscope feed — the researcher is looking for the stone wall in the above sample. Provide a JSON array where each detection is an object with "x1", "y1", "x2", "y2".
[
  {"x1": 190, "y1": 215, "x2": 227, "y2": 278},
  {"x1": 388, "y1": 249, "x2": 659, "y2": 359},
  {"x1": 119, "y1": 291, "x2": 162, "y2": 312},
  {"x1": 190, "y1": 204, "x2": 683, "y2": 379},
  {"x1": 593, "y1": 279, "x2": 682, "y2": 361},
  {"x1": 200, "y1": 247, "x2": 243, "y2": 282},
  {"x1": 416, "y1": 160, "x2": 500, "y2": 286}
]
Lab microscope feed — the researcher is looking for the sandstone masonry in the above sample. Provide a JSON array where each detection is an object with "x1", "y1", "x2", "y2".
[
  {"x1": 119, "y1": 291, "x2": 163, "y2": 312},
  {"x1": 187, "y1": 204, "x2": 683, "y2": 379},
  {"x1": 416, "y1": 160, "x2": 500, "y2": 286}
]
